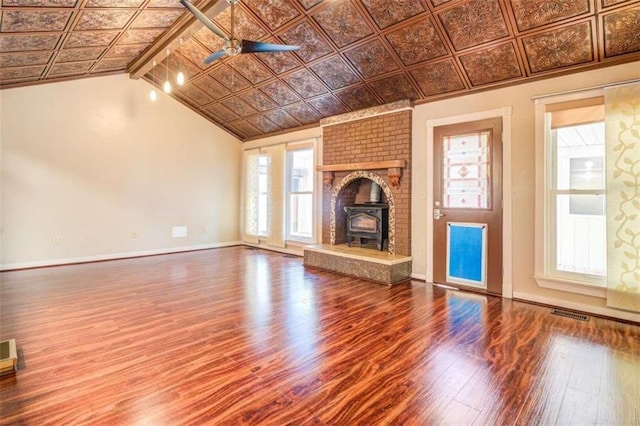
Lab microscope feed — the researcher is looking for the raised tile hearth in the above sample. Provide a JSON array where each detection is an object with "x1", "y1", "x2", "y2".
[{"x1": 304, "y1": 244, "x2": 412, "y2": 285}]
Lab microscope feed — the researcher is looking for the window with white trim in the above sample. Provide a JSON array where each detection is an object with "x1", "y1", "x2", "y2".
[
  {"x1": 286, "y1": 147, "x2": 314, "y2": 242},
  {"x1": 535, "y1": 93, "x2": 606, "y2": 290}
]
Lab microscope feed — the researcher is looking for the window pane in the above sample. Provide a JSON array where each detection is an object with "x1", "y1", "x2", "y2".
[
  {"x1": 289, "y1": 149, "x2": 314, "y2": 193},
  {"x1": 556, "y1": 194, "x2": 606, "y2": 276},
  {"x1": 556, "y1": 122, "x2": 604, "y2": 190},
  {"x1": 442, "y1": 132, "x2": 490, "y2": 209},
  {"x1": 289, "y1": 193, "x2": 312, "y2": 239}
]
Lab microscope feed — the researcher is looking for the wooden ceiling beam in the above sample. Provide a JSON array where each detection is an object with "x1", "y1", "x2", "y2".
[{"x1": 128, "y1": 0, "x2": 228, "y2": 80}]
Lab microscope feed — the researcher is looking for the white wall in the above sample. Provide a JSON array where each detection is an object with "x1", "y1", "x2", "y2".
[
  {"x1": 412, "y1": 61, "x2": 640, "y2": 322},
  {"x1": 1, "y1": 74, "x2": 242, "y2": 268}
]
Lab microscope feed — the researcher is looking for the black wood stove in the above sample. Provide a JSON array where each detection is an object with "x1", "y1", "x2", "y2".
[{"x1": 343, "y1": 203, "x2": 389, "y2": 251}]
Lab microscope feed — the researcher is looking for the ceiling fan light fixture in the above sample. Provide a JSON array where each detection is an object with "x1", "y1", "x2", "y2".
[{"x1": 224, "y1": 38, "x2": 242, "y2": 57}]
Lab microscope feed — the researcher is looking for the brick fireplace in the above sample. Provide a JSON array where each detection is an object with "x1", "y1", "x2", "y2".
[{"x1": 304, "y1": 101, "x2": 412, "y2": 284}]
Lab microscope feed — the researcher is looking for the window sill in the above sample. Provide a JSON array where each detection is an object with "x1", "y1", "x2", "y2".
[{"x1": 534, "y1": 274, "x2": 606, "y2": 298}]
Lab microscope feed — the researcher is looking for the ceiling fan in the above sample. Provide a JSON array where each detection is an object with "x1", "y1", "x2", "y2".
[{"x1": 179, "y1": 0, "x2": 300, "y2": 64}]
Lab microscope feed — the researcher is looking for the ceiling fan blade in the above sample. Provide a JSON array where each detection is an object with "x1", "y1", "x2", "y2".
[
  {"x1": 203, "y1": 49, "x2": 227, "y2": 64},
  {"x1": 179, "y1": 0, "x2": 227, "y2": 40},
  {"x1": 241, "y1": 40, "x2": 300, "y2": 54}
]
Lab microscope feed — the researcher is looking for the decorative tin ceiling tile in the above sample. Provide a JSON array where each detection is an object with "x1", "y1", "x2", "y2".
[
  {"x1": 0, "y1": 33, "x2": 61, "y2": 52},
  {"x1": 146, "y1": 0, "x2": 181, "y2": 7},
  {"x1": 460, "y1": 42, "x2": 522, "y2": 85},
  {"x1": 178, "y1": 84, "x2": 213, "y2": 105},
  {"x1": 344, "y1": 38, "x2": 398, "y2": 78},
  {"x1": 2, "y1": 0, "x2": 76, "y2": 6},
  {"x1": 264, "y1": 109, "x2": 300, "y2": 128},
  {"x1": 65, "y1": 31, "x2": 119, "y2": 48},
  {"x1": 228, "y1": 55, "x2": 273, "y2": 84},
  {"x1": 0, "y1": 65, "x2": 45, "y2": 80},
  {"x1": 214, "y1": 6, "x2": 266, "y2": 41},
  {"x1": 1, "y1": 10, "x2": 71, "y2": 32},
  {"x1": 57, "y1": 47, "x2": 105, "y2": 62},
  {"x1": 119, "y1": 29, "x2": 164, "y2": 44},
  {"x1": 93, "y1": 57, "x2": 130, "y2": 70},
  {"x1": 192, "y1": 27, "x2": 224, "y2": 52},
  {"x1": 228, "y1": 120, "x2": 261, "y2": 137},
  {"x1": 313, "y1": 2, "x2": 373, "y2": 47},
  {"x1": 284, "y1": 102, "x2": 321, "y2": 123},
  {"x1": 510, "y1": 0, "x2": 591, "y2": 32},
  {"x1": 85, "y1": 0, "x2": 142, "y2": 6},
  {"x1": 308, "y1": 94, "x2": 348, "y2": 116},
  {"x1": 335, "y1": 85, "x2": 380, "y2": 111},
  {"x1": 75, "y1": 10, "x2": 134, "y2": 30},
  {"x1": 282, "y1": 69, "x2": 327, "y2": 98},
  {"x1": 244, "y1": 0, "x2": 300, "y2": 31},
  {"x1": 438, "y1": 0, "x2": 509, "y2": 50},
  {"x1": 177, "y1": 38, "x2": 211, "y2": 69},
  {"x1": 430, "y1": 0, "x2": 459, "y2": 7},
  {"x1": 224, "y1": 96, "x2": 259, "y2": 117},
  {"x1": 260, "y1": 80, "x2": 301, "y2": 105},
  {"x1": 310, "y1": 56, "x2": 360, "y2": 90},
  {"x1": 279, "y1": 21, "x2": 333, "y2": 63},
  {"x1": 0, "y1": 51, "x2": 52, "y2": 67},
  {"x1": 49, "y1": 60, "x2": 93, "y2": 75},
  {"x1": 208, "y1": 64, "x2": 251, "y2": 91},
  {"x1": 522, "y1": 21, "x2": 594, "y2": 73},
  {"x1": 130, "y1": 10, "x2": 183, "y2": 28},
  {"x1": 246, "y1": 115, "x2": 280, "y2": 133},
  {"x1": 410, "y1": 59, "x2": 466, "y2": 96},
  {"x1": 105, "y1": 43, "x2": 148, "y2": 58},
  {"x1": 238, "y1": 89, "x2": 278, "y2": 111},
  {"x1": 192, "y1": 75, "x2": 231, "y2": 99},
  {"x1": 386, "y1": 18, "x2": 448, "y2": 66},
  {"x1": 204, "y1": 103, "x2": 239, "y2": 121},
  {"x1": 255, "y1": 45, "x2": 300, "y2": 74},
  {"x1": 603, "y1": 6, "x2": 640, "y2": 57},
  {"x1": 360, "y1": 0, "x2": 426, "y2": 29},
  {"x1": 369, "y1": 73, "x2": 417, "y2": 103},
  {"x1": 171, "y1": 56, "x2": 201, "y2": 80},
  {"x1": 602, "y1": 0, "x2": 630, "y2": 6},
  {"x1": 298, "y1": 0, "x2": 321, "y2": 9}
]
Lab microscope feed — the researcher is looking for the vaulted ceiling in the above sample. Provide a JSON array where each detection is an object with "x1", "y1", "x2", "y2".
[{"x1": 2, "y1": 0, "x2": 639, "y2": 141}]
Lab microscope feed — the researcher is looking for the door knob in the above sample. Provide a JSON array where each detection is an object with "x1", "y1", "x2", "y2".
[{"x1": 434, "y1": 208, "x2": 446, "y2": 220}]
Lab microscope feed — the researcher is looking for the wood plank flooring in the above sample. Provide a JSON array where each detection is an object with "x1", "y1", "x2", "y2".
[{"x1": 1, "y1": 246, "x2": 639, "y2": 425}]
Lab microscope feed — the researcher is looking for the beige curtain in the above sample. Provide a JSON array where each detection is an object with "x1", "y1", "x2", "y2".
[
  {"x1": 265, "y1": 144, "x2": 286, "y2": 248},
  {"x1": 242, "y1": 149, "x2": 260, "y2": 244},
  {"x1": 605, "y1": 82, "x2": 640, "y2": 312}
]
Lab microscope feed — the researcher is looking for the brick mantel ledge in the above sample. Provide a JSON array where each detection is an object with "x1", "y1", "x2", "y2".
[{"x1": 317, "y1": 160, "x2": 405, "y2": 188}]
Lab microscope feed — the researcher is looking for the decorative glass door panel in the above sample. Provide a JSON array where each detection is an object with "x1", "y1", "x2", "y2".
[{"x1": 442, "y1": 132, "x2": 491, "y2": 209}]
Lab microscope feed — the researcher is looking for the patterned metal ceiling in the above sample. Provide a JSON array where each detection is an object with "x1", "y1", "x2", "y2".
[{"x1": 2, "y1": 0, "x2": 639, "y2": 141}]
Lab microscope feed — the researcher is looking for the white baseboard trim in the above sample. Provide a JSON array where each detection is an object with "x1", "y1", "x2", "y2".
[
  {"x1": 411, "y1": 273, "x2": 427, "y2": 281},
  {"x1": 513, "y1": 291, "x2": 640, "y2": 324},
  {"x1": 0, "y1": 241, "x2": 242, "y2": 271}
]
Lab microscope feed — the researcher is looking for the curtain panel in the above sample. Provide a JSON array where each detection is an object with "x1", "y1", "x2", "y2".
[
  {"x1": 242, "y1": 149, "x2": 260, "y2": 244},
  {"x1": 606, "y1": 82, "x2": 640, "y2": 312}
]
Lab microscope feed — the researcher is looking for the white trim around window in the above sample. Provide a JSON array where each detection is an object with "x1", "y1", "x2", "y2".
[{"x1": 534, "y1": 88, "x2": 607, "y2": 298}]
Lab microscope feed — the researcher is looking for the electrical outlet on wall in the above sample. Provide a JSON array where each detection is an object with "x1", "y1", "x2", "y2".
[
  {"x1": 131, "y1": 232, "x2": 138, "y2": 239},
  {"x1": 51, "y1": 236, "x2": 60, "y2": 245}
]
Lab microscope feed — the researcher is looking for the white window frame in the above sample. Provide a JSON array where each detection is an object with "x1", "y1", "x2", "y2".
[
  {"x1": 534, "y1": 88, "x2": 607, "y2": 298},
  {"x1": 285, "y1": 144, "x2": 314, "y2": 243}
]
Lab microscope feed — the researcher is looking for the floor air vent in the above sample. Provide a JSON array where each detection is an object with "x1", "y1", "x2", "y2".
[
  {"x1": 551, "y1": 309, "x2": 589, "y2": 321},
  {"x1": 283, "y1": 254, "x2": 298, "y2": 258}
]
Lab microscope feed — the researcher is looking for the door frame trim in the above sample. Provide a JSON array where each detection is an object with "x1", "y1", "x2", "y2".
[{"x1": 426, "y1": 107, "x2": 513, "y2": 298}]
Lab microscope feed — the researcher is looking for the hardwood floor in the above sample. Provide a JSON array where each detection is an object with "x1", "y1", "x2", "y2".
[{"x1": 1, "y1": 246, "x2": 639, "y2": 425}]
